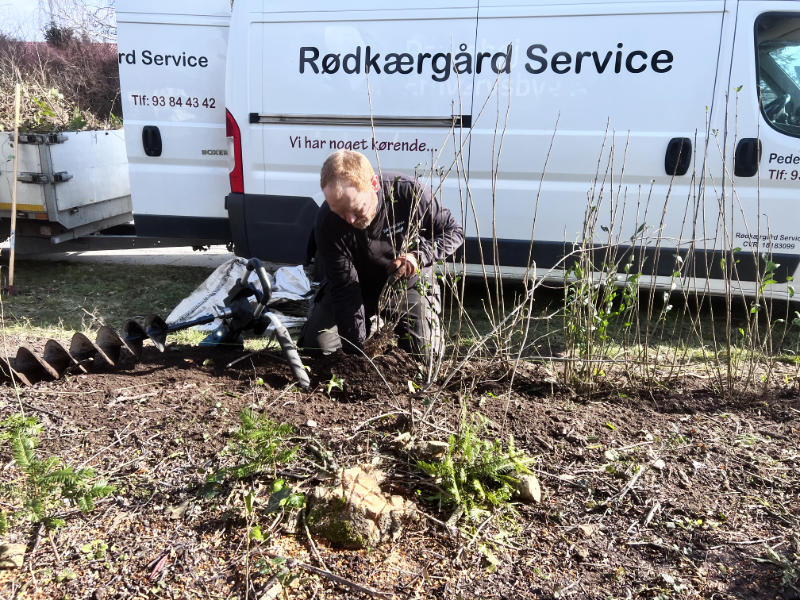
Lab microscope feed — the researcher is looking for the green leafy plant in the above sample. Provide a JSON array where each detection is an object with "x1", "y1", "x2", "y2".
[
  {"x1": 0, "y1": 414, "x2": 115, "y2": 530},
  {"x1": 417, "y1": 412, "x2": 535, "y2": 520},
  {"x1": 758, "y1": 544, "x2": 800, "y2": 593},
  {"x1": 215, "y1": 410, "x2": 299, "y2": 482},
  {"x1": 256, "y1": 556, "x2": 304, "y2": 592},
  {"x1": 325, "y1": 374, "x2": 345, "y2": 396}
]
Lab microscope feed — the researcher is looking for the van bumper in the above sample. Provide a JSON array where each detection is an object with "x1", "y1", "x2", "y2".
[{"x1": 226, "y1": 193, "x2": 318, "y2": 264}]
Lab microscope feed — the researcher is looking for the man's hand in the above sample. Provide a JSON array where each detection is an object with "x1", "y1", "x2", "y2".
[{"x1": 390, "y1": 253, "x2": 419, "y2": 280}]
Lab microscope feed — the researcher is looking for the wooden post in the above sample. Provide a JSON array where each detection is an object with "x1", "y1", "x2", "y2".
[{"x1": 8, "y1": 83, "x2": 21, "y2": 295}]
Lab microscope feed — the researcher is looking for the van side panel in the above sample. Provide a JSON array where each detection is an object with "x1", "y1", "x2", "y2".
[
  {"x1": 470, "y1": 2, "x2": 726, "y2": 274},
  {"x1": 723, "y1": 2, "x2": 800, "y2": 289},
  {"x1": 226, "y1": 3, "x2": 478, "y2": 263}
]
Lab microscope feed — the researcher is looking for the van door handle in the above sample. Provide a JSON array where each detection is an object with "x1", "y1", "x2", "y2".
[
  {"x1": 665, "y1": 137, "x2": 692, "y2": 176},
  {"x1": 734, "y1": 138, "x2": 761, "y2": 177},
  {"x1": 142, "y1": 125, "x2": 162, "y2": 157}
]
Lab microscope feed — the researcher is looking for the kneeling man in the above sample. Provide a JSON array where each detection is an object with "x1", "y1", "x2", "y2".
[{"x1": 300, "y1": 150, "x2": 464, "y2": 360}]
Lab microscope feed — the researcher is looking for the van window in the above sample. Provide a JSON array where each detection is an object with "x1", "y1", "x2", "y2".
[{"x1": 756, "y1": 13, "x2": 800, "y2": 137}]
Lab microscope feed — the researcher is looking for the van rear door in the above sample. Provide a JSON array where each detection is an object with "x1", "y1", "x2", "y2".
[{"x1": 116, "y1": 0, "x2": 231, "y2": 243}]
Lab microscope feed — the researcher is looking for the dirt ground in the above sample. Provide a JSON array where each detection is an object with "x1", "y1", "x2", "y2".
[{"x1": 0, "y1": 338, "x2": 798, "y2": 599}]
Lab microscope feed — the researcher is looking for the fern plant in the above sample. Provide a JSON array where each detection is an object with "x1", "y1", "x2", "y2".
[
  {"x1": 0, "y1": 414, "x2": 115, "y2": 530},
  {"x1": 212, "y1": 409, "x2": 299, "y2": 482},
  {"x1": 417, "y1": 412, "x2": 535, "y2": 520}
]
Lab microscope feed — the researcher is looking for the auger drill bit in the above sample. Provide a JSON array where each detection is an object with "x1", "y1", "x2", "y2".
[
  {"x1": 122, "y1": 320, "x2": 147, "y2": 359},
  {"x1": 1, "y1": 257, "x2": 311, "y2": 389}
]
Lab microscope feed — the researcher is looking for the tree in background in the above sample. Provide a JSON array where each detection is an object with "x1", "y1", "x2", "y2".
[{"x1": 38, "y1": 0, "x2": 116, "y2": 42}]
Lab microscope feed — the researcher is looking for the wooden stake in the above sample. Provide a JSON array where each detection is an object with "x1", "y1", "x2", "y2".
[{"x1": 8, "y1": 83, "x2": 21, "y2": 295}]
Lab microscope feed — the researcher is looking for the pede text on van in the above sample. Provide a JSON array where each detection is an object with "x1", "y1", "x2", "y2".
[{"x1": 299, "y1": 42, "x2": 673, "y2": 82}]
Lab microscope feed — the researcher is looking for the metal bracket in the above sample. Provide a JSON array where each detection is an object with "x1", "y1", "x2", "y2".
[
  {"x1": 52, "y1": 171, "x2": 73, "y2": 183},
  {"x1": 16, "y1": 133, "x2": 68, "y2": 145},
  {"x1": 17, "y1": 171, "x2": 72, "y2": 184}
]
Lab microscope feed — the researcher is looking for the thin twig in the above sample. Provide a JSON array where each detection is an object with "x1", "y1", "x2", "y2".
[
  {"x1": 271, "y1": 554, "x2": 392, "y2": 599},
  {"x1": 301, "y1": 511, "x2": 328, "y2": 571}
]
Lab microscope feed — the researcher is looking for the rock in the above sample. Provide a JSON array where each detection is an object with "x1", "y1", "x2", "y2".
[
  {"x1": 411, "y1": 439, "x2": 449, "y2": 460},
  {"x1": 393, "y1": 431, "x2": 411, "y2": 445},
  {"x1": 652, "y1": 458, "x2": 666, "y2": 471},
  {"x1": 573, "y1": 546, "x2": 589, "y2": 562},
  {"x1": 0, "y1": 543, "x2": 26, "y2": 569},
  {"x1": 515, "y1": 474, "x2": 542, "y2": 503},
  {"x1": 421, "y1": 440, "x2": 449, "y2": 459},
  {"x1": 577, "y1": 523, "x2": 597, "y2": 538},
  {"x1": 306, "y1": 466, "x2": 415, "y2": 549},
  {"x1": 306, "y1": 419, "x2": 317, "y2": 428},
  {"x1": 166, "y1": 499, "x2": 191, "y2": 520}
]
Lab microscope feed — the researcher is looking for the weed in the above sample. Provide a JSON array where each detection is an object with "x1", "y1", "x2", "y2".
[
  {"x1": 256, "y1": 556, "x2": 304, "y2": 593},
  {"x1": 214, "y1": 409, "x2": 299, "y2": 482},
  {"x1": 80, "y1": 539, "x2": 109, "y2": 560},
  {"x1": 325, "y1": 374, "x2": 345, "y2": 396},
  {"x1": 758, "y1": 544, "x2": 800, "y2": 593},
  {"x1": 417, "y1": 411, "x2": 535, "y2": 520},
  {"x1": 0, "y1": 414, "x2": 115, "y2": 530}
]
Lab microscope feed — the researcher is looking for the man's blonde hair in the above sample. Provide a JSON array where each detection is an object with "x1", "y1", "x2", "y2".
[{"x1": 320, "y1": 150, "x2": 374, "y2": 192}]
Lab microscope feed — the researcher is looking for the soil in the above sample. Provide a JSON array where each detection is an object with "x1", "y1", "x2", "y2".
[{"x1": 1, "y1": 338, "x2": 798, "y2": 599}]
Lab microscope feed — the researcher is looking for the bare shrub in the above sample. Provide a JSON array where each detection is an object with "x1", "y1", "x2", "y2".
[{"x1": 0, "y1": 32, "x2": 120, "y2": 131}]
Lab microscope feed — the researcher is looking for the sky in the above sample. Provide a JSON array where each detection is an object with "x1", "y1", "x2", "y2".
[
  {"x1": 1, "y1": 0, "x2": 115, "y2": 41},
  {"x1": 1, "y1": 0, "x2": 46, "y2": 40}
]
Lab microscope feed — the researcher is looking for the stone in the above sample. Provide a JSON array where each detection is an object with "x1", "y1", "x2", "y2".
[
  {"x1": 0, "y1": 543, "x2": 26, "y2": 569},
  {"x1": 166, "y1": 499, "x2": 191, "y2": 520},
  {"x1": 573, "y1": 546, "x2": 589, "y2": 562},
  {"x1": 516, "y1": 474, "x2": 542, "y2": 503},
  {"x1": 577, "y1": 523, "x2": 598, "y2": 538},
  {"x1": 412, "y1": 439, "x2": 450, "y2": 460},
  {"x1": 306, "y1": 466, "x2": 415, "y2": 549},
  {"x1": 392, "y1": 431, "x2": 412, "y2": 446}
]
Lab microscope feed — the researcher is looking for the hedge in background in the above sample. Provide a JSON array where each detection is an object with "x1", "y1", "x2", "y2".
[{"x1": 0, "y1": 32, "x2": 121, "y2": 132}]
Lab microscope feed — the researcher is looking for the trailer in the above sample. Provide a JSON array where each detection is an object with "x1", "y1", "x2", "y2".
[{"x1": 0, "y1": 129, "x2": 133, "y2": 253}]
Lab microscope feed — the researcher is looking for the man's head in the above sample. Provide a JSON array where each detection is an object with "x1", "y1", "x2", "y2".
[{"x1": 320, "y1": 150, "x2": 379, "y2": 229}]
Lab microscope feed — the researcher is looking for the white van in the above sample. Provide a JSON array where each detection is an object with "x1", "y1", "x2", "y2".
[{"x1": 117, "y1": 1, "x2": 800, "y2": 298}]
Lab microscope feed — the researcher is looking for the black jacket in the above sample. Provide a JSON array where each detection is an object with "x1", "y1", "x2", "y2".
[{"x1": 314, "y1": 172, "x2": 463, "y2": 349}]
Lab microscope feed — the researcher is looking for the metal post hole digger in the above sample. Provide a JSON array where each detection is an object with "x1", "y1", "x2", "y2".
[{"x1": 0, "y1": 258, "x2": 311, "y2": 389}]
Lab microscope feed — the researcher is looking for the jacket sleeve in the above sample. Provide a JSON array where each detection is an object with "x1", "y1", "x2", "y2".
[
  {"x1": 315, "y1": 223, "x2": 366, "y2": 352},
  {"x1": 411, "y1": 179, "x2": 464, "y2": 267}
]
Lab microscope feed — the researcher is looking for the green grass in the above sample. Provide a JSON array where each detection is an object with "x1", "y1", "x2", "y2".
[
  {"x1": 2, "y1": 261, "x2": 799, "y2": 389},
  {"x1": 0, "y1": 261, "x2": 215, "y2": 339}
]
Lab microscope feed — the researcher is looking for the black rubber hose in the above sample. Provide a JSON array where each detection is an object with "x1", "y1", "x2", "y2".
[
  {"x1": 246, "y1": 257, "x2": 273, "y2": 309},
  {"x1": 265, "y1": 312, "x2": 310, "y2": 390}
]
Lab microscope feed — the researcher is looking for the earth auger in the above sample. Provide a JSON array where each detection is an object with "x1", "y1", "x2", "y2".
[{"x1": 0, "y1": 258, "x2": 311, "y2": 389}]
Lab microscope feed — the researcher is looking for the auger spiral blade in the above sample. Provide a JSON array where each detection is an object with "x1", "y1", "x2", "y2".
[
  {"x1": 0, "y1": 358, "x2": 32, "y2": 387},
  {"x1": 12, "y1": 345, "x2": 59, "y2": 383},
  {"x1": 96, "y1": 325, "x2": 134, "y2": 366},
  {"x1": 70, "y1": 332, "x2": 115, "y2": 369},
  {"x1": 43, "y1": 339, "x2": 84, "y2": 376},
  {"x1": 144, "y1": 315, "x2": 169, "y2": 352},
  {"x1": 122, "y1": 320, "x2": 146, "y2": 359}
]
